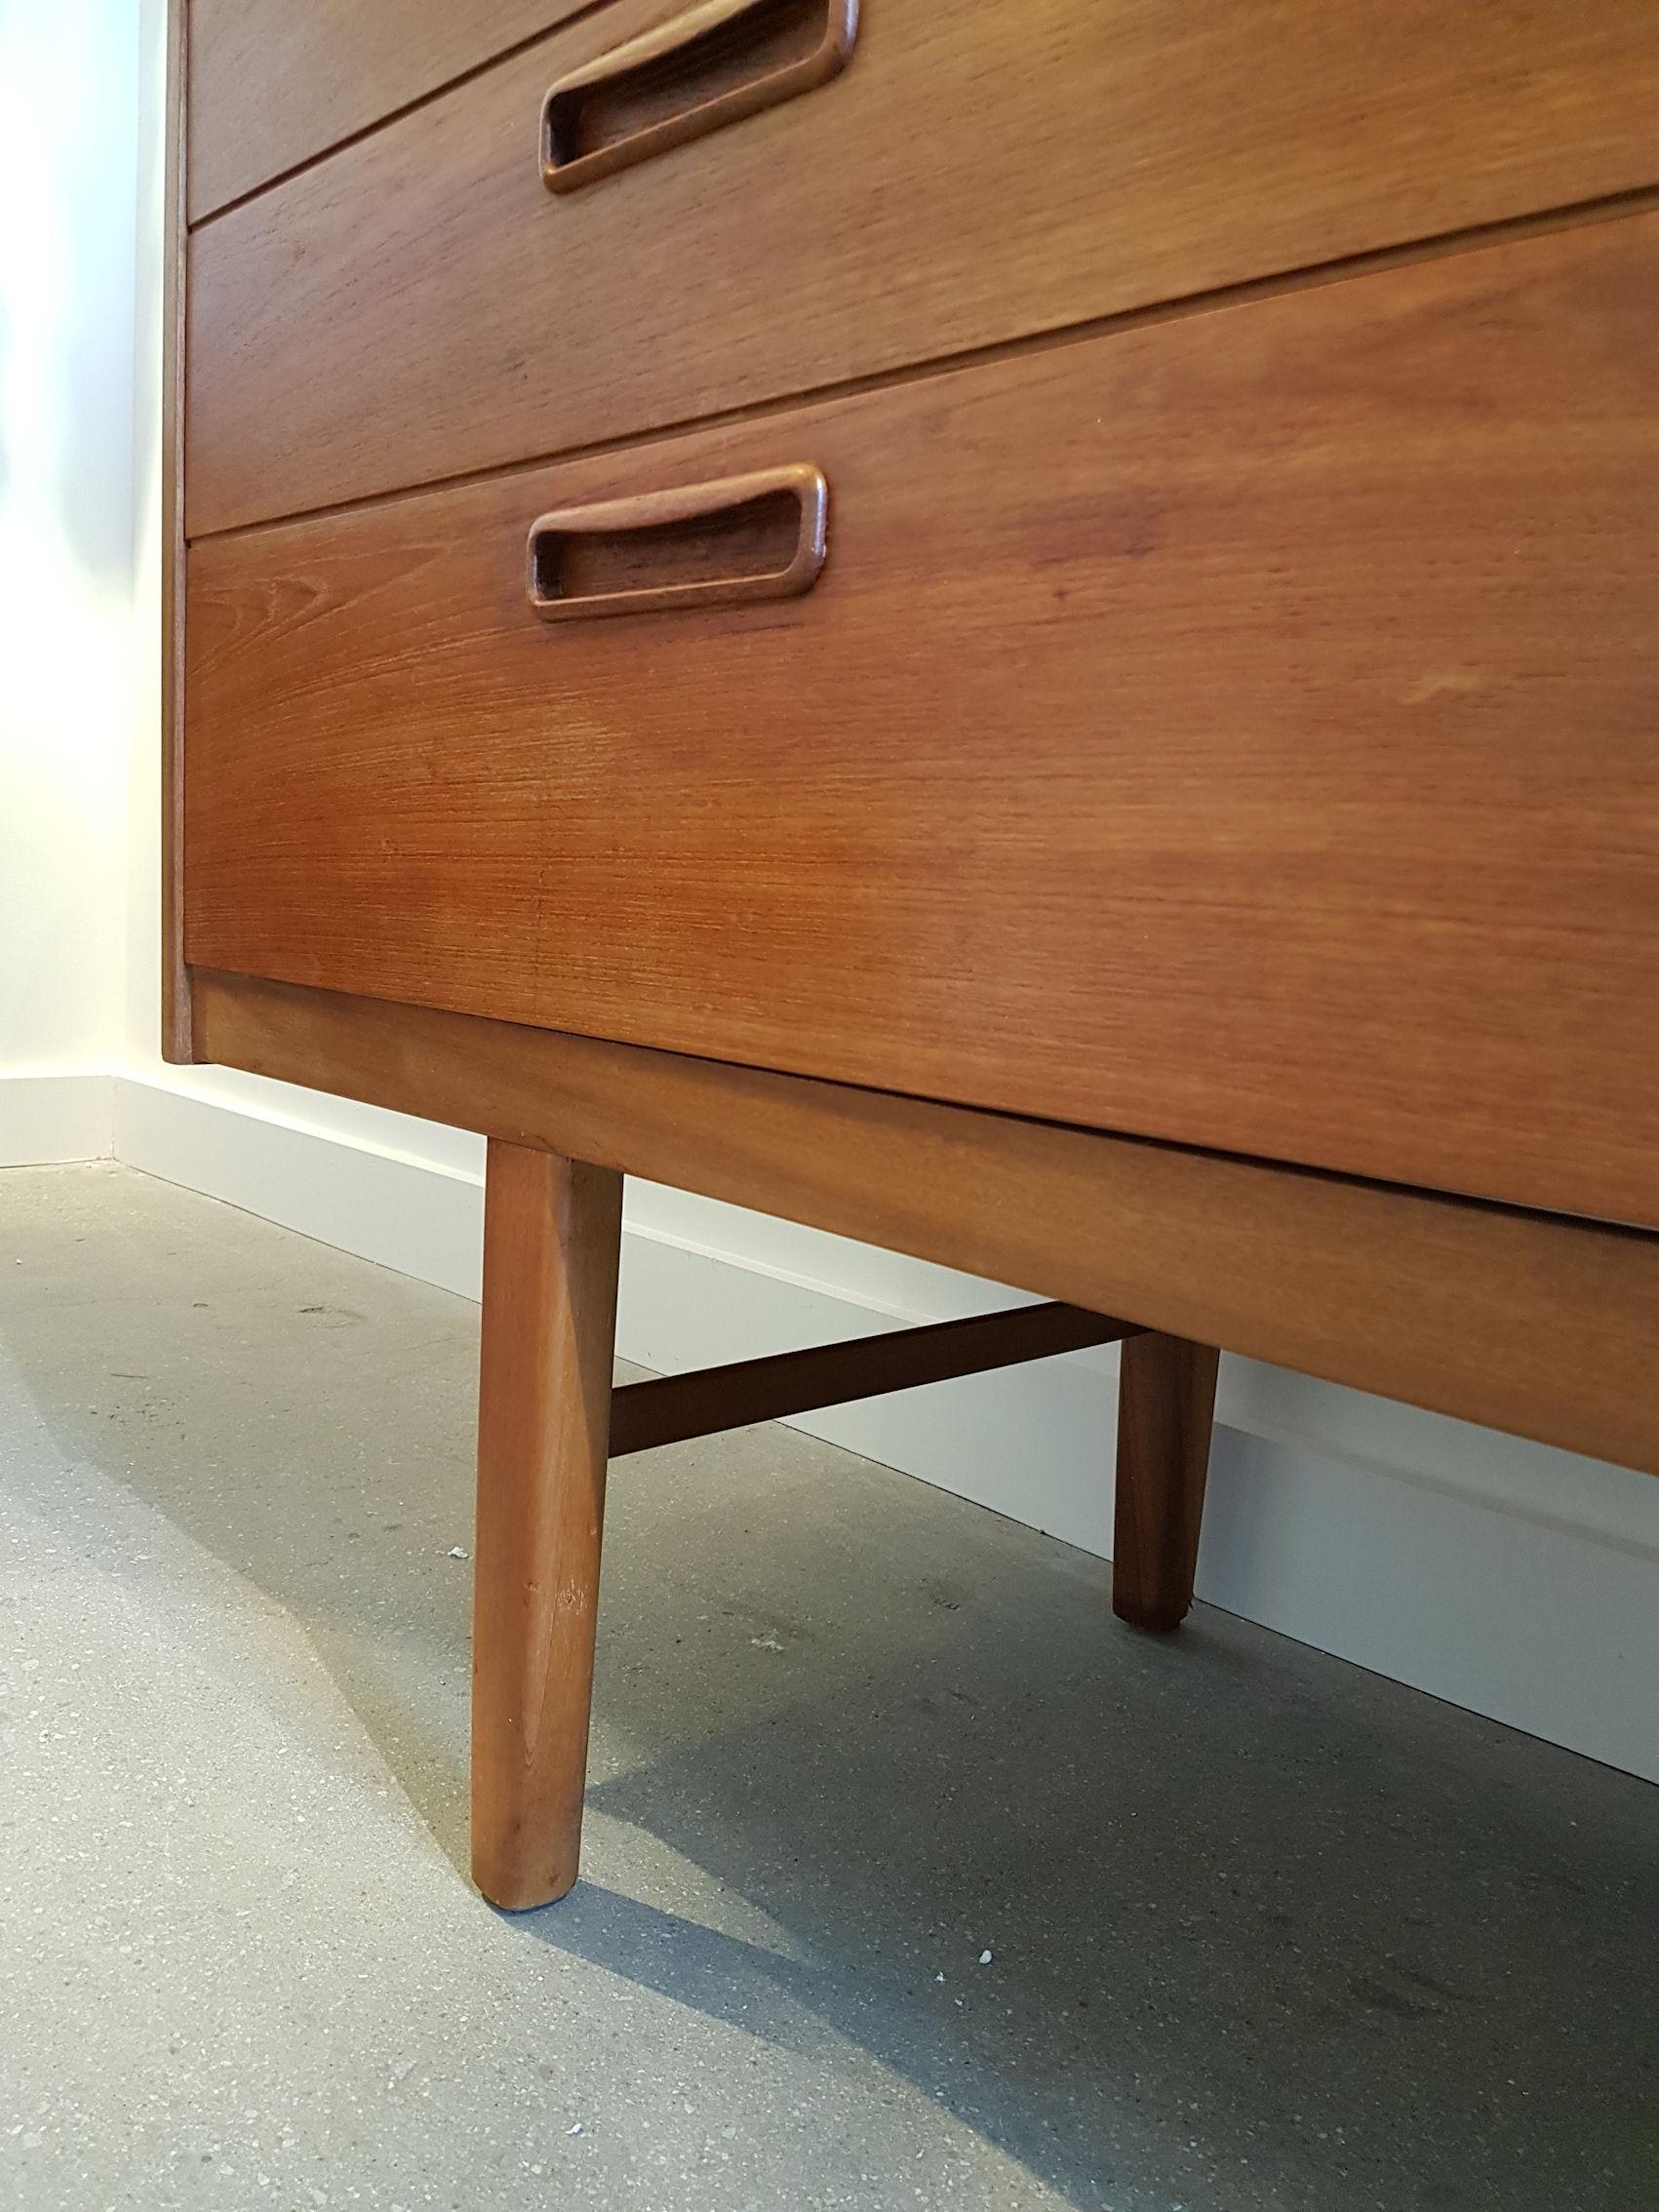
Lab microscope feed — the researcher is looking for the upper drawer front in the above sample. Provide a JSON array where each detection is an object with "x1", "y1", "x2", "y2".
[
  {"x1": 187, "y1": 0, "x2": 589, "y2": 222},
  {"x1": 184, "y1": 0, "x2": 1659, "y2": 536},
  {"x1": 183, "y1": 216, "x2": 1659, "y2": 1229}
]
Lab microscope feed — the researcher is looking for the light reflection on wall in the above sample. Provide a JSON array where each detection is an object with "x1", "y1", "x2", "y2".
[{"x1": 0, "y1": 1, "x2": 138, "y2": 1067}]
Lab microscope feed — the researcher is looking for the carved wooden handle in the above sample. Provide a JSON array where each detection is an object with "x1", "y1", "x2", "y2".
[
  {"x1": 541, "y1": 0, "x2": 858, "y2": 193},
  {"x1": 526, "y1": 465, "x2": 829, "y2": 621}
]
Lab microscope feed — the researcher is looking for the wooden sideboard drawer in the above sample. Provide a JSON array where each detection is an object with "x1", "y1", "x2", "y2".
[
  {"x1": 184, "y1": 0, "x2": 1659, "y2": 536},
  {"x1": 187, "y1": 0, "x2": 589, "y2": 222},
  {"x1": 182, "y1": 215, "x2": 1659, "y2": 1229}
]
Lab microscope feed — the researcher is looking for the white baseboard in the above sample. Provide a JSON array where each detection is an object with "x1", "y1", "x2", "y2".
[
  {"x1": 0, "y1": 1073, "x2": 113, "y2": 1166},
  {"x1": 115, "y1": 1074, "x2": 485, "y2": 1297},
  {"x1": 110, "y1": 1072, "x2": 1659, "y2": 1781}
]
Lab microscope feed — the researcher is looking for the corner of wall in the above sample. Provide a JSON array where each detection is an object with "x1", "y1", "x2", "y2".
[{"x1": 0, "y1": 1074, "x2": 115, "y2": 1167}]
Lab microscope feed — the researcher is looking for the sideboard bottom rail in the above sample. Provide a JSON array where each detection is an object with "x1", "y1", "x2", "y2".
[{"x1": 183, "y1": 968, "x2": 1659, "y2": 1911}]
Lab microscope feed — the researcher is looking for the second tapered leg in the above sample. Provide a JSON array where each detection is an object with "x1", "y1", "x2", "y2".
[
  {"x1": 471, "y1": 1140, "x2": 622, "y2": 1910},
  {"x1": 1111, "y1": 1331, "x2": 1219, "y2": 1633}
]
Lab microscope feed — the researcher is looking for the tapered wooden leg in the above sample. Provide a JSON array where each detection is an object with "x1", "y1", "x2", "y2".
[
  {"x1": 1112, "y1": 1332, "x2": 1220, "y2": 1633},
  {"x1": 471, "y1": 1140, "x2": 622, "y2": 1910}
]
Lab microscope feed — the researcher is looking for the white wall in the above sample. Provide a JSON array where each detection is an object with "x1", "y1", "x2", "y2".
[
  {"x1": 0, "y1": 1, "x2": 139, "y2": 1160},
  {"x1": 14, "y1": 2, "x2": 1659, "y2": 1784}
]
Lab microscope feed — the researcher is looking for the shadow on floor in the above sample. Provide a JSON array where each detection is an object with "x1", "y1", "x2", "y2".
[{"x1": 2, "y1": 1165, "x2": 1654, "y2": 2210}]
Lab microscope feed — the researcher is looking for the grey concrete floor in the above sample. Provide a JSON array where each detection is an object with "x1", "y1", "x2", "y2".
[{"x1": 0, "y1": 1165, "x2": 1652, "y2": 2212}]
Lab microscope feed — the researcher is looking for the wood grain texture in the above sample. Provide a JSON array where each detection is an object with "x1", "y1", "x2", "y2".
[
  {"x1": 609, "y1": 1304, "x2": 1140, "y2": 1458},
  {"x1": 161, "y1": 0, "x2": 190, "y2": 1060},
  {"x1": 184, "y1": 217, "x2": 1659, "y2": 1228},
  {"x1": 189, "y1": 972, "x2": 1659, "y2": 1481},
  {"x1": 471, "y1": 1140, "x2": 622, "y2": 1910},
  {"x1": 1112, "y1": 1335, "x2": 1220, "y2": 1634},
  {"x1": 183, "y1": 0, "x2": 1659, "y2": 533},
  {"x1": 186, "y1": 0, "x2": 586, "y2": 223}
]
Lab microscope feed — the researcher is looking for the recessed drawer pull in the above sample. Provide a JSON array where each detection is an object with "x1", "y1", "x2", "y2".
[
  {"x1": 540, "y1": 0, "x2": 857, "y2": 193},
  {"x1": 526, "y1": 465, "x2": 829, "y2": 621}
]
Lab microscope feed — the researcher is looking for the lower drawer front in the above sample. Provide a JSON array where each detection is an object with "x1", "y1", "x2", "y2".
[{"x1": 184, "y1": 215, "x2": 1659, "y2": 1229}]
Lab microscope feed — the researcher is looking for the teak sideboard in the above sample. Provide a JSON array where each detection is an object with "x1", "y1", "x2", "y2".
[{"x1": 167, "y1": 0, "x2": 1659, "y2": 1907}]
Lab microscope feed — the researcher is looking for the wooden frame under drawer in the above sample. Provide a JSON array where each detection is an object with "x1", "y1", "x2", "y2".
[
  {"x1": 192, "y1": 971, "x2": 1659, "y2": 1482},
  {"x1": 181, "y1": 214, "x2": 1659, "y2": 1229}
]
